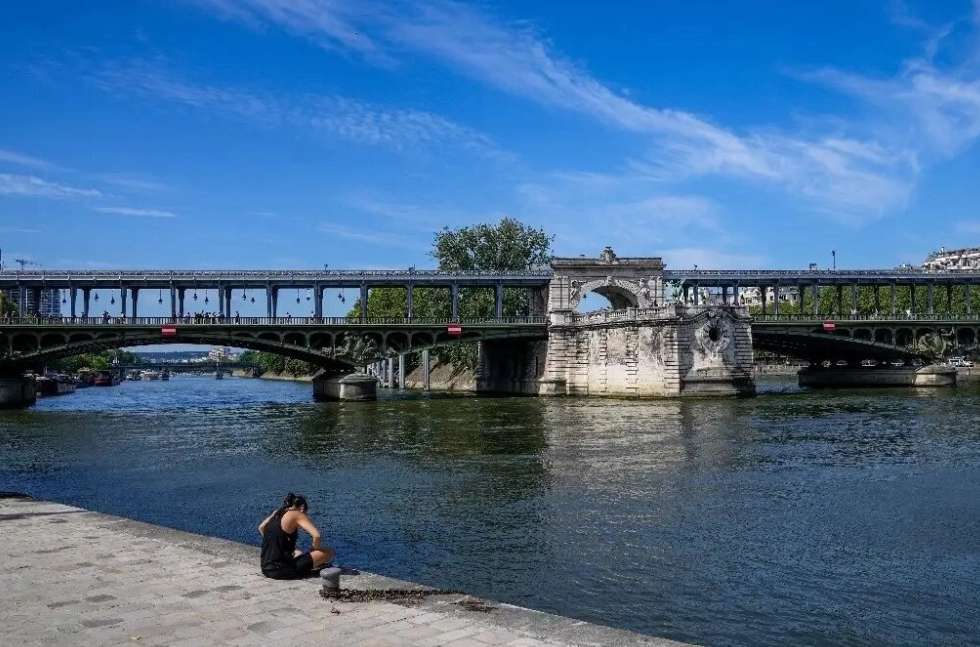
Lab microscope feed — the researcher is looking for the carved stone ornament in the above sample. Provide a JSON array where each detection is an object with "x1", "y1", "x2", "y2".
[{"x1": 695, "y1": 312, "x2": 733, "y2": 356}]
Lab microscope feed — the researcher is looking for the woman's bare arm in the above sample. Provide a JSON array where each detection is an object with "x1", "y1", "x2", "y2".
[
  {"x1": 258, "y1": 510, "x2": 277, "y2": 536},
  {"x1": 295, "y1": 513, "x2": 322, "y2": 549}
]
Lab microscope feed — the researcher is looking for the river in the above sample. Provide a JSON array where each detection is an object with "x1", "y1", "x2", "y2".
[{"x1": 2, "y1": 375, "x2": 979, "y2": 646}]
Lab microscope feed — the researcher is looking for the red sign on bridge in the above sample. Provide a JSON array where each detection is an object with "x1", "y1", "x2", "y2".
[
  {"x1": 161, "y1": 325, "x2": 177, "y2": 338},
  {"x1": 447, "y1": 324, "x2": 462, "y2": 336},
  {"x1": 822, "y1": 321, "x2": 837, "y2": 332}
]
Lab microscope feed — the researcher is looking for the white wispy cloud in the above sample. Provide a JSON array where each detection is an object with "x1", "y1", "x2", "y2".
[
  {"x1": 0, "y1": 148, "x2": 53, "y2": 170},
  {"x1": 94, "y1": 206, "x2": 178, "y2": 218},
  {"x1": 318, "y1": 222, "x2": 421, "y2": 249},
  {"x1": 196, "y1": 0, "x2": 921, "y2": 220},
  {"x1": 0, "y1": 173, "x2": 102, "y2": 199},
  {"x1": 87, "y1": 59, "x2": 503, "y2": 157},
  {"x1": 660, "y1": 247, "x2": 767, "y2": 270},
  {"x1": 94, "y1": 173, "x2": 171, "y2": 192}
]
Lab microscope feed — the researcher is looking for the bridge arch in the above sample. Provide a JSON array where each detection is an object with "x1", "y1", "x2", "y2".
[
  {"x1": 570, "y1": 278, "x2": 644, "y2": 311},
  {"x1": 957, "y1": 327, "x2": 977, "y2": 347}
]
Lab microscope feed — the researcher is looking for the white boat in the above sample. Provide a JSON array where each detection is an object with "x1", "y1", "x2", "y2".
[{"x1": 141, "y1": 370, "x2": 161, "y2": 381}]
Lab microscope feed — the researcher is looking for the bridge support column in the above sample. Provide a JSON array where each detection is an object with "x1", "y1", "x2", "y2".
[
  {"x1": 946, "y1": 284, "x2": 952, "y2": 313},
  {"x1": 178, "y1": 288, "x2": 186, "y2": 318},
  {"x1": 421, "y1": 349, "x2": 430, "y2": 391},
  {"x1": 450, "y1": 283, "x2": 460, "y2": 321},
  {"x1": 910, "y1": 285, "x2": 916, "y2": 314},
  {"x1": 850, "y1": 284, "x2": 858, "y2": 315},
  {"x1": 721, "y1": 286, "x2": 728, "y2": 305},
  {"x1": 271, "y1": 288, "x2": 279, "y2": 318},
  {"x1": 386, "y1": 357, "x2": 395, "y2": 389},
  {"x1": 928, "y1": 284, "x2": 935, "y2": 315},
  {"x1": 131, "y1": 289, "x2": 138, "y2": 318},
  {"x1": 120, "y1": 286, "x2": 127, "y2": 317},
  {"x1": 69, "y1": 286, "x2": 77, "y2": 318},
  {"x1": 360, "y1": 284, "x2": 369, "y2": 323},
  {"x1": 812, "y1": 284, "x2": 819, "y2": 317},
  {"x1": 82, "y1": 288, "x2": 91, "y2": 318},
  {"x1": 773, "y1": 283, "x2": 780, "y2": 316},
  {"x1": 170, "y1": 286, "x2": 177, "y2": 319},
  {"x1": 967, "y1": 285, "x2": 973, "y2": 315},
  {"x1": 835, "y1": 285, "x2": 843, "y2": 316},
  {"x1": 874, "y1": 285, "x2": 881, "y2": 315},
  {"x1": 495, "y1": 283, "x2": 504, "y2": 318},
  {"x1": 891, "y1": 283, "x2": 897, "y2": 316},
  {"x1": 693, "y1": 282, "x2": 700, "y2": 306},
  {"x1": 17, "y1": 284, "x2": 26, "y2": 315},
  {"x1": 760, "y1": 285, "x2": 766, "y2": 315},
  {"x1": 314, "y1": 283, "x2": 323, "y2": 319},
  {"x1": 398, "y1": 354, "x2": 405, "y2": 390}
]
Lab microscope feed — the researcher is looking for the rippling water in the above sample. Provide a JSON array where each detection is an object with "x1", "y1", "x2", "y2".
[{"x1": 2, "y1": 375, "x2": 979, "y2": 646}]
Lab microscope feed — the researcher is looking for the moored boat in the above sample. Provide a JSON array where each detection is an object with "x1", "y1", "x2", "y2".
[{"x1": 94, "y1": 371, "x2": 121, "y2": 387}]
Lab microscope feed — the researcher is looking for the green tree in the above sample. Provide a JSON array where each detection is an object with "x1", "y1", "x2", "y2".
[
  {"x1": 0, "y1": 291, "x2": 17, "y2": 316},
  {"x1": 352, "y1": 218, "x2": 553, "y2": 371}
]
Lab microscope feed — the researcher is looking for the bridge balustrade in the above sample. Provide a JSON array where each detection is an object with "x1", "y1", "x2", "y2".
[{"x1": 0, "y1": 315, "x2": 549, "y2": 327}]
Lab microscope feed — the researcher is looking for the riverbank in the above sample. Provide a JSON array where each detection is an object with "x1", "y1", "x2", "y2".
[
  {"x1": 233, "y1": 369, "x2": 314, "y2": 382},
  {"x1": 0, "y1": 495, "x2": 685, "y2": 646}
]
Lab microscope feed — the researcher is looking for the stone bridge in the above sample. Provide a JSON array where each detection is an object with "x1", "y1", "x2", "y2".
[{"x1": 5, "y1": 248, "x2": 980, "y2": 404}]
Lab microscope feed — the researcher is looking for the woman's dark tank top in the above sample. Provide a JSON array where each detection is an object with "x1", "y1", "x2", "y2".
[{"x1": 261, "y1": 511, "x2": 298, "y2": 573}]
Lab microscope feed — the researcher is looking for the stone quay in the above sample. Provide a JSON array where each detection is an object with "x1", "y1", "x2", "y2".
[{"x1": 0, "y1": 495, "x2": 690, "y2": 647}]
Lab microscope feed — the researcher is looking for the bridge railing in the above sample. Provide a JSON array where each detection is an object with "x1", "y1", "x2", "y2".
[
  {"x1": 0, "y1": 315, "x2": 549, "y2": 327},
  {"x1": 753, "y1": 313, "x2": 980, "y2": 322}
]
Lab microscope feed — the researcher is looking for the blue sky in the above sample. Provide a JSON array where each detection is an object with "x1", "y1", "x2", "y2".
[{"x1": 3, "y1": 0, "x2": 980, "y2": 281}]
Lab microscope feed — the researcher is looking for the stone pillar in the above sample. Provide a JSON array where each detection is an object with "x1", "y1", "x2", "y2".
[
  {"x1": 360, "y1": 284, "x2": 369, "y2": 322},
  {"x1": 272, "y1": 288, "x2": 279, "y2": 318},
  {"x1": 82, "y1": 288, "x2": 91, "y2": 318},
  {"x1": 398, "y1": 354, "x2": 406, "y2": 390},
  {"x1": 69, "y1": 286, "x2": 77, "y2": 318},
  {"x1": 314, "y1": 283, "x2": 323, "y2": 319},
  {"x1": 450, "y1": 283, "x2": 460, "y2": 320},
  {"x1": 421, "y1": 348, "x2": 430, "y2": 391},
  {"x1": 178, "y1": 288, "x2": 186, "y2": 318},
  {"x1": 812, "y1": 284, "x2": 819, "y2": 317},
  {"x1": 170, "y1": 286, "x2": 177, "y2": 319},
  {"x1": 120, "y1": 286, "x2": 128, "y2": 316},
  {"x1": 495, "y1": 283, "x2": 504, "y2": 318},
  {"x1": 760, "y1": 285, "x2": 766, "y2": 315},
  {"x1": 693, "y1": 282, "x2": 700, "y2": 306},
  {"x1": 927, "y1": 284, "x2": 935, "y2": 315},
  {"x1": 733, "y1": 282, "x2": 740, "y2": 307},
  {"x1": 406, "y1": 284, "x2": 414, "y2": 320},
  {"x1": 386, "y1": 357, "x2": 395, "y2": 389},
  {"x1": 0, "y1": 375, "x2": 36, "y2": 409},
  {"x1": 131, "y1": 289, "x2": 138, "y2": 318},
  {"x1": 265, "y1": 286, "x2": 273, "y2": 318},
  {"x1": 721, "y1": 286, "x2": 729, "y2": 305}
]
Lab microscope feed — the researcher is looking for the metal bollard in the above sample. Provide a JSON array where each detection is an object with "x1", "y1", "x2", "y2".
[{"x1": 320, "y1": 566, "x2": 342, "y2": 594}]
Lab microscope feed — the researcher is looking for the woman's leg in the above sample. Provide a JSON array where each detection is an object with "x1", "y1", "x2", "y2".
[{"x1": 309, "y1": 546, "x2": 336, "y2": 568}]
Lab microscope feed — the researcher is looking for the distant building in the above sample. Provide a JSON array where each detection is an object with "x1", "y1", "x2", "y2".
[
  {"x1": 738, "y1": 286, "x2": 800, "y2": 308},
  {"x1": 207, "y1": 346, "x2": 234, "y2": 362},
  {"x1": 922, "y1": 246, "x2": 980, "y2": 270},
  {"x1": 2, "y1": 287, "x2": 62, "y2": 316}
]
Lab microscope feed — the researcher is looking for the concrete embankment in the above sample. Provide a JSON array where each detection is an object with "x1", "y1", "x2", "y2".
[
  {"x1": 0, "y1": 495, "x2": 686, "y2": 646},
  {"x1": 233, "y1": 370, "x2": 314, "y2": 382},
  {"x1": 403, "y1": 360, "x2": 476, "y2": 391}
]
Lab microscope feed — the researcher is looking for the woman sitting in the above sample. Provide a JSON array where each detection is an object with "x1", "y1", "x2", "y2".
[{"x1": 259, "y1": 493, "x2": 335, "y2": 579}]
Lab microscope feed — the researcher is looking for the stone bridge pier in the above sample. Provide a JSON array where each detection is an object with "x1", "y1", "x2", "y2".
[{"x1": 477, "y1": 248, "x2": 756, "y2": 397}]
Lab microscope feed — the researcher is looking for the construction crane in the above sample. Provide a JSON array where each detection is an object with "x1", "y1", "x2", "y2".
[{"x1": 13, "y1": 258, "x2": 37, "y2": 270}]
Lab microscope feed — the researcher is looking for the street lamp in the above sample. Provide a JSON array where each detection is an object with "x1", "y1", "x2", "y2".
[{"x1": 832, "y1": 250, "x2": 837, "y2": 270}]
